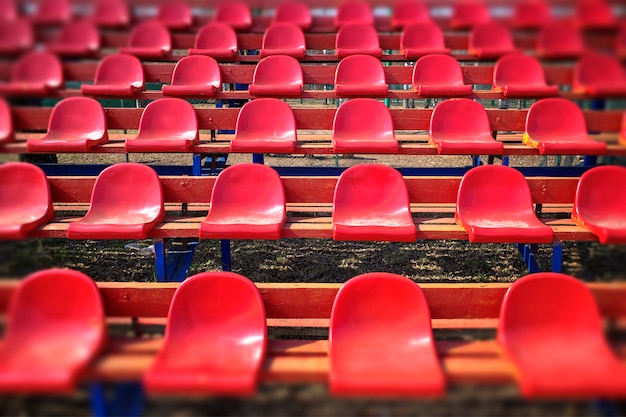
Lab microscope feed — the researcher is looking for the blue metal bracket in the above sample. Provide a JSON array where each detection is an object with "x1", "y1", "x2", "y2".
[
  {"x1": 221, "y1": 239, "x2": 232, "y2": 271},
  {"x1": 89, "y1": 382, "x2": 144, "y2": 417},
  {"x1": 515, "y1": 243, "x2": 541, "y2": 273},
  {"x1": 154, "y1": 239, "x2": 199, "y2": 282},
  {"x1": 552, "y1": 240, "x2": 563, "y2": 273}
]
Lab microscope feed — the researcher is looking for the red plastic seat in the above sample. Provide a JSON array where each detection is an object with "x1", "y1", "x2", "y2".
[
  {"x1": 335, "y1": 0, "x2": 373, "y2": 28},
  {"x1": 450, "y1": 1, "x2": 490, "y2": 29},
  {"x1": 333, "y1": 164, "x2": 416, "y2": 242},
  {"x1": 329, "y1": 273, "x2": 445, "y2": 397},
  {"x1": 618, "y1": 24, "x2": 626, "y2": 58},
  {"x1": 456, "y1": 165, "x2": 553, "y2": 243},
  {"x1": 0, "y1": 0, "x2": 17, "y2": 21},
  {"x1": 125, "y1": 98, "x2": 199, "y2": 152},
  {"x1": 0, "y1": 98, "x2": 13, "y2": 144},
  {"x1": 622, "y1": 113, "x2": 626, "y2": 146},
  {"x1": 47, "y1": 20, "x2": 100, "y2": 57},
  {"x1": 144, "y1": 272, "x2": 266, "y2": 395},
  {"x1": 412, "y1": 54, "x2": 472, "y2": 98},
  {"x1": 27, "y1": 97, "x2": 108, "y2": 152},
  {"x1": 335, "y1": 23, "x2": 381, "y2": 58},
  {"x1": 429, "y1": 98, "x2": 502, "y2": 155},
  {"x1": 391, "y1": 0, "x2": 431, "y2": 30},
  {"x1": 469, "y1": 22, "x2": 518, "y2": 59},
  {"x1": 333, "y1": 98, "x2": 398, "y2": 154},
  {"x1": 92, "y1": 0, "x2": 129, "y2": 28},
  {"x1": 537, "y1": 22, "x2": 585, "y2": 59},
  {"x1": 0, "y1": 162, "x2": 53, "y2": 240},
  {"x1": 498, "y1": 272, "x2": 626, "y2": 398},
  {"x1": 575, "y1": 0, "x2": 616, "y2": 30},
  {"x1": 214, "y1": 2, "x2": 252, "y2": 31},
  {"x1": 231, "y1": 98, "x2": 297, "y2": 153},
  {"x1": 572, "y1": 165, "x2": 626, "y2": 244},
  {"x1": 0, "y1": 19, "x2": 33, "y2": 55},
  {"x1": 573, "y1": 53, "x2": 626, "y2": 98},
  {"x1": 119, "y1": 20, "x2": 171, "y2": 58},
  {"x1": 493, "y1": 54, "x2": 559, "y2": 98},
  {"x1": 189, "y1": 22, "x2": 237, "y2": 59},
  {"x1": 511, "y1": 1, "x2": 551, "y2": 29},
  {"x1": 400, "y1": 22, "x2": 450, "y2": 60},
  {"x1": 81, "y1": 54, "x2": 145, "y2": 96},
  {"x1": 274, "y1": 1, "x2": 311, "y2": 31},
  {"x1": 0, "y1": 269, "x2": 105, "y2": 393},
  {"x1": 335, "y1": 55, "x2": 387, "y2": 97},
  {"x1": 66, "y1": 163, "x2": 165, "y2": 239},
  {"x1": 199, "y1": 164, "x2": 286, "y2": 240},
  {"x1": 249, "y1": 55, "x2": 303, "y2": 97},
  {"x1": 30, "y1": 0, "x2": 71, "y2": 25},
  {"x1": 157, "y1": 1, "x2": 193, "y2": 30},
  {"x1": 260, "y1": 23, "x2": 306, "y2": 59},
  {"x1": 523, "y1": 98, "x2": 606, "y2": 155},
  {"x1": 0, "y1": 51, "x2": 63, "y2": 96},
  {"x1": 162, "y1": 55, "x2": 221, "y2": 96}
]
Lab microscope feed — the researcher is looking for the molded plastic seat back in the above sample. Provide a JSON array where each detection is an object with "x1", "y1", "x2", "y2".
[
  {"x1": 0, "y1": 268, "x2": 105, "y2": 393},
  {"x1": 493, "y1": 54, "x2": 558, "y2": 98},
  {"x1": 0, "y1": 51, "x2": 63, "y2": 96},
  {"x1": 157, "y1": 1, "x2": 193, "y2": 29},
  {"x1": 0, "y1": 98, "x2": 13, "y2": 144},
  {"x1": 0, "y1": 0, "x2": 17, "y2": 21},
  {"x1": 335, "y1": 23, "x2": 381, "y2": 58},
  {"x1": 126, "y1": 98, "x2": 199, "y2": 152},
  {"x1": 456, "y1": 165, "x2": 553, "y2": 243},
  {"x1": 92, "y1": 0, "x2": 130, "y2": 28},
  {"x1": 48, "y1": 20, "x2": 99, "y2": 56},
  {"x1": 31, "y1": 0, "x2": 71, "y2": 24},
  {"x1": 200, "y1": 164, "x2": 286, "y2": 240},
  {"x1": 429, "y1": 98, "x2": 502, "y2": 155},
  {"x1": 0, "y1": 19, "x2": 34, "y2": 55},
  {"x1": 537, "y1": 22, "x2": 584, "y2": 59},
  {"x1": 335, "y1": 0, "x2": 373, "y2": 27},
  {"x1": 329, "y1": 273, "x2": 445, "y2": 397},
  {"x1": 335, "y1": 55, "x2": 387, "y2": 97},
  {"x1": 469, "y1": 22, "x2": 516, "y2": 59},
  {"x1": 144, "y1": 272, "x2": 267, "y2": 395},
  {"x1": 573, "y1": 53, "x2": 626, "y2": 98},
  {"x1": 450, "y1": 1, "x2": 490, "y2": 29},
  {"x1": 400, "y1": 22, "x2": 449, "y2": 59},
  {"x1": 512, "y1": 1, "x2": 550, "y2": 29},
  {"x1": 0, "y1": 162, "x2": 53, "y2": 240},
  {"x1": 576, "y1": 1, "x2": 616, "y2": 29},
  {"x1": 162, "y1": 55, "x2": 221, "y2": 96},
  {"x1": 573, "y1": 165, "x2": 626, "y2": 244},
  {"x1": 231, "y1": 98, "x2": 297, "y2": 153},
  {"x1": 498, "y1": 273, "x2": 626, "y2": 398},
  {"x1": 119, "y1": 20, "x2": 171, "y2": 57},
  {"x1": 333, "y1": 164, "x2": 416, "y2": 242},
  {"x1": 412, "y1": 54, "x2": 472, "y2": 97},
  {"x1": 81, "y1": 54, "x2": 145, "y2": 96},
  {"x1": 214, "y1": 2, "x2": 252, "y2": 31},
  {"x1": 260, "y1": 23, "x2": 306, "y2": 59},
  {"x1": 333, "y1": 98, "x2": 397, "y2": 153},
  {"x1": 67, "y1": 163, "x2": 165, "y2": 239},
  {"x1": 274, "y1": 1, "x2": 311, "y2": 30},
  {"x1": 190, "y1": 22, "x2": 237, "y2": 58},
  {"x1": 524, "y1": 98, "x2": 606, "y2": 155},
  {"x1": 391, "y1": 0, "x2": 431, "y2": 29},
  {"x1": 27, "y1": 97, "x2": 108, "y2": 152},
  {"x1": 249, "y1": 55, "x2": 303, "y2": 97}
]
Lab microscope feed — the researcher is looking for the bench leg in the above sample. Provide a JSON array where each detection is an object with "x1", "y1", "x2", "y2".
[
  {"x1": 221, "y1": 239, "x2": 231, "y2": 272},
  {"x1": 89, "y1": 382, "x2": 144, "y2": 417},
  {"x1": 252, "y1": 154, "x2": 265, "y2": 164},
  {"x1": 551, "y1": 240, "x2": 563, "y2": 273},
  {"x1": 154, "y1": 239, "x2": 199, "y2": 282},
  {"x1": 515, "y1": 243, "x2": 541, "y2": 273}
]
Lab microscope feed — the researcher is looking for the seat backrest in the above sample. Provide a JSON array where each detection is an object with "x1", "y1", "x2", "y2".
[
  {"x1": 412, "y1": 54, "x2": 465, "y2": 87},
  {"x1": 336, "y1": 0, "x2": 373, "y2": 27},
  {"x1": 214, "y1": 1, "x2": 252, "y2": 30},
  {"x1": 34, "y1": 0, "x2": 71, "y2": 23},
  {"x1": 274, "y1": 1, "x2": 311, "y2": 30},
  {"x1": 252, "y1": 55, "x2": 303, "y2": 87},
  {"x1": 574, "y1": 165, "x2": 626, "y2": 220},
  {"x1": 512, "y1": 1, "x2": 550, "y2": 27},
  {"x1": 400, "y1": 21, "x2": 445, "y2": 51},
  {"x1": 431, "y1": 98, "x2": 491, "y2": 140},
  {"x1": 0, "y1": 19, "x2": 33, "y2": 52},
  {"x1": 451, "y1": 1, "x2": 490, "y2": 27},
  {"x1": 333, "y1": 98, "x2": 394, "y2": 140},
  {"x1": 493, "y1": 54, "x2": 548, "y2": 87},
  {"x1": 470, "y1": 21, "x2": 513, "y2": 49},
  {"x1": 538, "y1": 22, "x2": 583, "y2": 54},
  {"x1": 235, "y1": 98, "x2": 296, "y2": 139},
  {"x1": 170, "y1": 55, "x2": 221, "y2": 88},
  {"x1": 194, "y1": 22, "x2": 237, "y2": 51},
  {"x1": 0, "y1": 0, "x2": 17, "y2": 20},
  {"x1": 525, "y1": 98, "x2": 587, "y2": 140},
  {"x1": 137, "y1": 98, "x2": 198, "y2": 141},
  {"x1": 335, "y1": 54, "x2": 385, "y2": 86},
  {"x1": 575, "y1": 52, "x2": 626, "y2": 87},
  {"x1": 55, "y1": 20, "x2": 99, "y2": 50},
  {"x1": 92, "y1": 0, "x2": 129, "y2": 27},
  {"x1": 47, "y1": 97, "x2": 106, "y2": 140},
  {"x1": 262, "y1": 23, "x2": 305, "y2": 52},
  {"x1": 128, "y1": 20, "x2": 171, "y2": 50},
  {"x1": 576, "y1": 0, "x2": 615, "y2": 27},
  {"x1": 0, "y1": 98, "x2": 13, "y2": 143},
  {"x1": 93, "y1": 53, "x2": 144, "y2": 87},
  {"x1": 157, "y1": 1, "x2": 193, "y2": 28},
  {"x1": 0, "y1": 162, "x2": 52, "y2": 223},
  {"x1": 13, "y1": 51, "x2": 62, "y2": 87},
  {"x1": 335, "y1": 23, "x2": 379, "y2": 50},
  {"x1": 392, "y1": 0, "x2": 430, "y2": 28}
]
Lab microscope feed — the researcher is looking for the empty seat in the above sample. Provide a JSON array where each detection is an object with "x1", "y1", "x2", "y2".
[
  {"x1": 162, "y1": 55, "x2": 221, "y2": 96},
  {"x1": 400, "y1": 22, "x2": 450, "y2": 60},
  {"x1": 335, "y1": 0, "x2": 374, "y2": 28},
  {"x1": 575, "y1": 0, "x2": 616, "y2": 29},
  {"x1": 0, "y1": 162, "x2": 53, "y2": 240},
  {"x1": 47, "y1": 20, "x2": 100, "y2": 57},
  {"x1": 66, "y1": 163, "x2": 165, "y2": 240},
  {"x1": 125, "y1": 98, "x2": 199, "y2": 152},
  {"x1": 573, "y1": 53, "x2": 626, "y2": 98},
  {"x1": 335, "y1": 23, "x2": 381, "y2": 58},
  {"x1": 92, "y1": 0, "x2": 130, "y2": 28},
  {"x1": 200, "y1": 164, "x2": 286, "y2": 240},
  {"x1": 157, "y1": 1, "x2": 193, "y2": 30},
  {"x1": 456, "y1": 166, "x2": 553, "y2": 243},
  {"x1": 231, "y1": 99, "x2": 296, "y2": 153},
  {"x1": 329, "y1": 273, "x2": 445, "y2": 397},
  {"x1": 144, "y1": 272, "x2": 266, "y2": 395},
  {"x1": 0, "y1": 19, "x2": 33, "y2": 55},
  {"x1": 572, "y1": 165, "x2": 626, "y2": 244},
  {"x1": 119, "y1": 20, "x2": 171, "y2": 58},
  {"x1": 0, "y1": 0, "x2": 17, "y2": 21},
  {"x1": 469, "y1": 22, "x2": 518, "y2": 59},
  {"x1": 30, "y1": 0, "x2": 71, "y2": 25},
  {"x1": 333, "y1": 98, "x2": 398, "y2": 154},
  {"x1": 450, "y1": 1, "x2": 490, "y2": 29},
  {"x1": 537, "y1": 22, "x2": 585, "y2": 59},
  {"x1": 498, "y1": 272, "x2": 626, "y2": 398},
  {"x1": 27, "y1": 97, "x2": 108, "y2": 152},
  {"x1": 0, "y1": 269, "x2": 105, "y2": 392},
  {"x1": 511, "y1": 1, "x2": 551, "y2": 29},
  {"x1": 333, "y1": 164, "x2": 416, "y2": 242},
  {"x1": 189, "y1": 22, "x2": 237, "y2": 59},
  {"x1": 249, "y1": 55, "x2": 303, "y2": 97},
  {"x1": 81, "y1": 54, "x2": 145, "y2": 96},
  {"x1": 0, "y1": 51, "x2": 63, "y2": 96},
  {"x1": 493, "y1": 54, "x2": 559, "y2": 98},
  {"x1": 412, "y1": 54, "x2": 472, "y2": 98},
  {"x1": 274, "y1": 1, "x2": 311, "y2": 31},
  {"x1": 214, "y1": 2, "x2": 252, "y2": 31},
  {"x1": 260, "y1": 23, "x2": 306, "y2": 59},
  {"x1": 0, "y1": 98, "x2": 13, "y2": 144},
  {"x1": 523, "y1": 98, "x2": 606, "y2": 155},
  {"x1": 429, "y1": 98, "x2": 502, "y2": 155},
  {"x1": 391, "y1": 0, "x2": 431, "y2": 30},
  {"x1": 335, "y1": 55, "x2": 388, "y2": 97}
]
